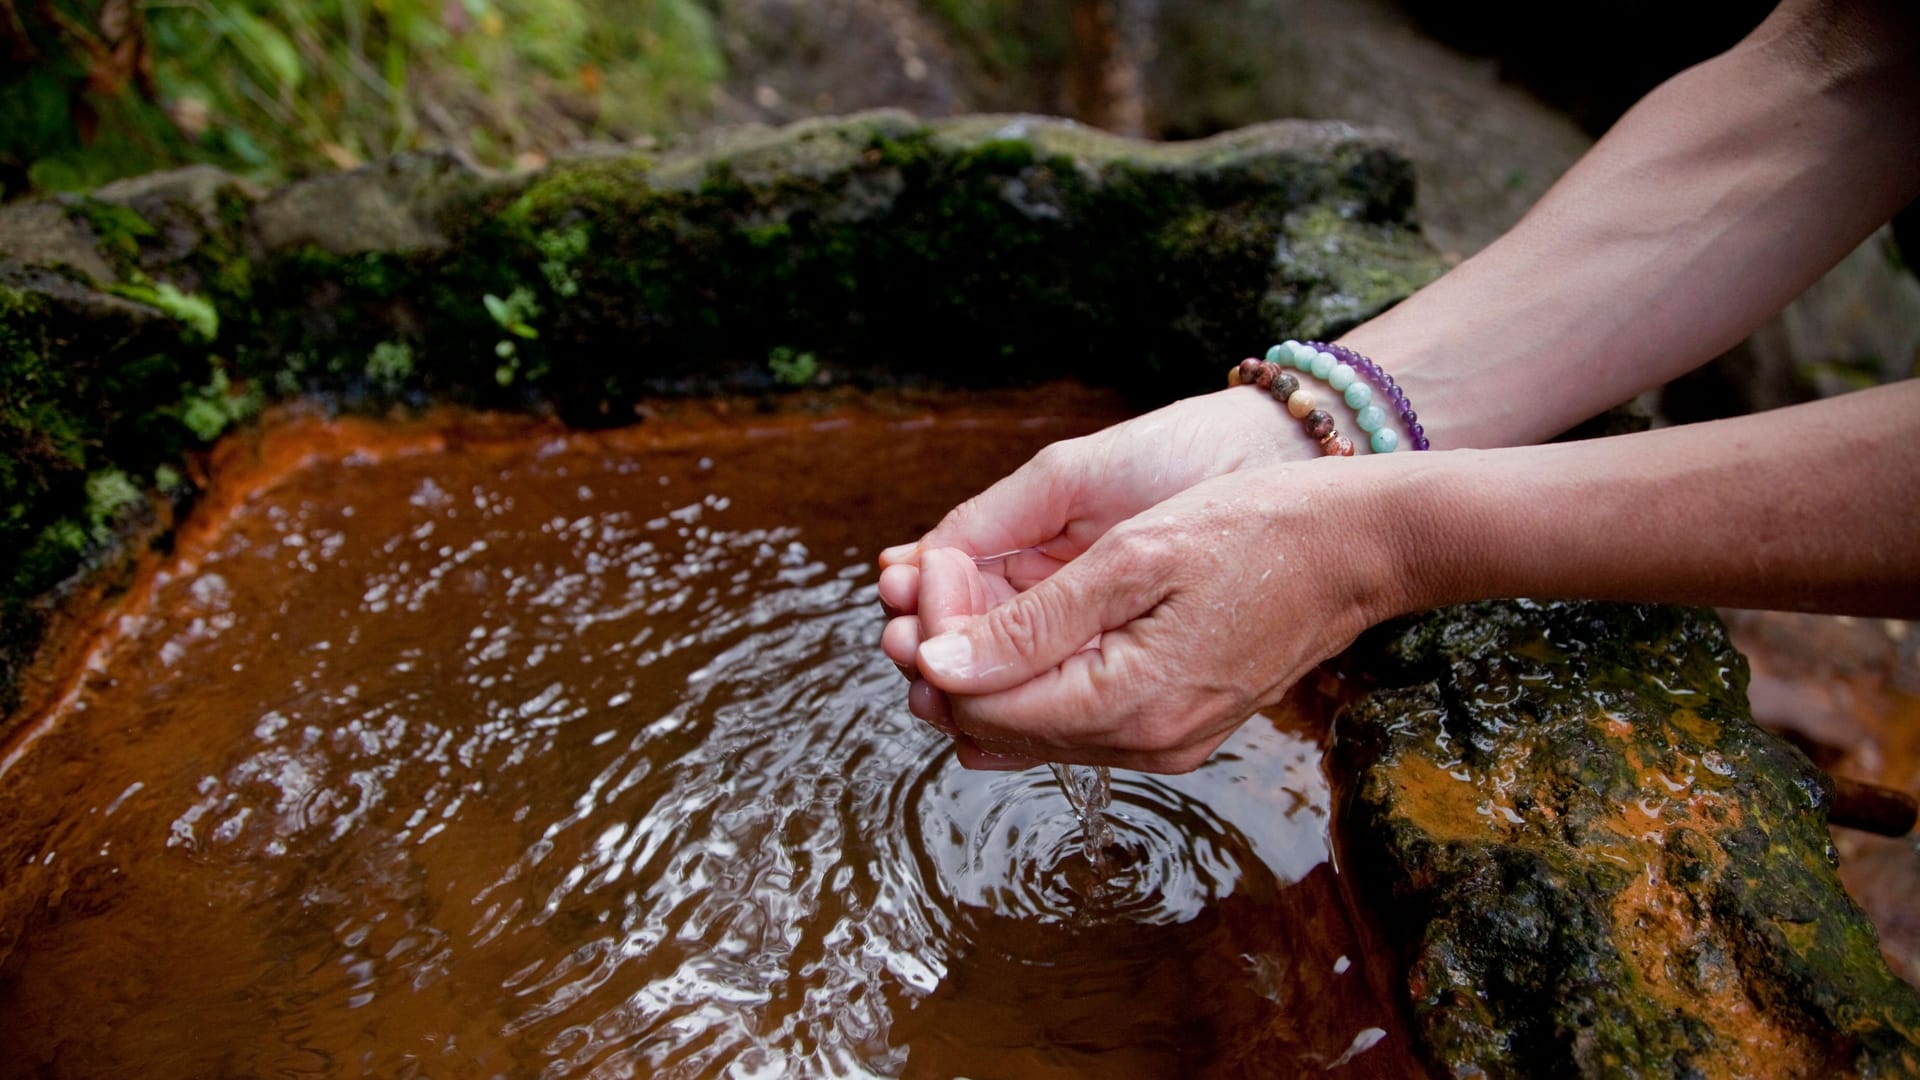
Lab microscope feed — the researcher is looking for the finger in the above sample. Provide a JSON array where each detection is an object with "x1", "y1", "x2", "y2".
[
  {"x1": 986, "y1": 547, "x2": 1073, "y2": 592},
  {"x1": 950, "y1": 623, "x2": 1247, "y2": 773},
  {"x1": 907, "y1": 678, "x2": 956, "y2": 735},
  {"x1": 916, "y1": 439, "x2": 1085, "y2": 559},
  {"x1": 878, "y1": 563, "x2": 919, "y2": 617},
  {"x1": 955, "y1": 743, "x2": 1040, "y2": 771},
  {"x1": 879, "y1": 541, "x2": 920, "y2": 569},
  {"x1": 883, "y1": 614, "x2": 923, "y2": 677},
  {"x1": 916, "y1": 547, "x2": 1013, "y2": 637},
  {"x1": 916, "y1": 535, "x2": 1166, "y2": 696}
]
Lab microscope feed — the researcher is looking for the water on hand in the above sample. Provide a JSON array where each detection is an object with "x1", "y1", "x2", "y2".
[{"x1": 0, "y1": 394, "x2": 1417, "y2": 1078}]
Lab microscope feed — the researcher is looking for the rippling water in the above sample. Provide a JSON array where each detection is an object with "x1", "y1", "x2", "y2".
[{"x1": 0, "y1": 396, "x2": 1416, "y2": 1077}]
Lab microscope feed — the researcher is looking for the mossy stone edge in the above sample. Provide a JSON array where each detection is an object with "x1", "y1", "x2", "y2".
[
  {"x1": 0, "y1": 109, "x2": 1440, "y2": 711},
  {"x1": 1334, "y1": 599, "x2": 1920, "y2": 1077}
]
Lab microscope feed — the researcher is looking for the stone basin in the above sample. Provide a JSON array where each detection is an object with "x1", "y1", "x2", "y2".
[{"x1": 1, "y1": 112, "x2": 1915, "y2": 1076}]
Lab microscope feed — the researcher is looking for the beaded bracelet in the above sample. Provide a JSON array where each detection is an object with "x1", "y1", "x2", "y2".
[
  {"x1": 1229, "y1": 358, "x2": 1356, "y2": 456},
  {"x1": 1268, "y1": 340, "x2": 1429, "y2": 452}
]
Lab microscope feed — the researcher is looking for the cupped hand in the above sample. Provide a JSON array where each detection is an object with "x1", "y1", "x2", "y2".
[
  {"x1": 907, "y1": 457, "x2": 1423, "y2": 772},
  {"x1": 880, "y1": 387, "x2": 1317, "y2": 578},
  {"x1": 878, "y1": 387, "x2": 1321, "y2": 722}
]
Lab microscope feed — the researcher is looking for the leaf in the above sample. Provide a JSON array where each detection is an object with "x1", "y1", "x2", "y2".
[{"x1": 228, "y1": 10, "x2": 305, "y2": 91}]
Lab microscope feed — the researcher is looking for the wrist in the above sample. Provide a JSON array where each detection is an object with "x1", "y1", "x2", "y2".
[
  {"x1": 1315, "y1": 451, "x2": 1468, "y2": 627},
  {"x1": 1360, "y1": 448, "x2": 1500, "y2": 619}
]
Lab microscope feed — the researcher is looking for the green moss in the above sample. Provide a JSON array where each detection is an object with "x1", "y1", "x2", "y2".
[
  {"x1": 767, "y1": 346, "x2": 818, "y2": 387},
  {"x1": 175, "y1": 363, "x2": 262, "y2": 443},
  {"x1": 1335, "y1": 601, "x2": 1920, "y2": 1076},
  {"x1": 70, "y1": 198, "x2": 158, "y2": 269},
  {"x1": 365, "y1": 340, "x2": 416, "y2": 391},
  {"x1": 3, "y1": 113, "x2": 1446, "y2": 706},
  {"x1": 82, "y1": 469, "x2": 143, "y2": 541},
  {"x1": 110, "y1": 281, "x2": 221, "y2": 343}
]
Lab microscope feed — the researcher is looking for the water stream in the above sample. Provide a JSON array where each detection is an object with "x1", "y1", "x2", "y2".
[
  {"x1": 1049, "y1": 763, "x2": 1117, "y2": 889},
  {"x1": 0, "y1": 390, "x2": 1417, "y2": 1077}
]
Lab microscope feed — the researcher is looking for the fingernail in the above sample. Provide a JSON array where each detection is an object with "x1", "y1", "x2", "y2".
[
  {"x1": 880, "y1": 543, "x2": 917, "y2": 563},
  {"x1": 918, "y1": 633, "x2": 973, "y2": 678}
]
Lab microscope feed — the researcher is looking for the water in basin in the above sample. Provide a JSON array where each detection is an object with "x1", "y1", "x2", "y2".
[{"x1": 0, "y1": 388, "x2": 1416, "y2": 1077}]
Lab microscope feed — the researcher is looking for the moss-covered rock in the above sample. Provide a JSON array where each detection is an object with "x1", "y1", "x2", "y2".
[
  {"x1": 0, "y1": 109, "x2": 1442, "y2": 713},
  {"x1": 1333, "y1": 600, "x2": 1920, "y2": 1078}
]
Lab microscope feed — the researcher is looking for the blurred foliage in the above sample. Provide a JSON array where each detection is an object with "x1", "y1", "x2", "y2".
[
  {"x1": 923, "y1": 0, "x2": 1069, "y2": 93},
  {"x1": 0, "y1": 0, "x2": 725, "y2": 198}
]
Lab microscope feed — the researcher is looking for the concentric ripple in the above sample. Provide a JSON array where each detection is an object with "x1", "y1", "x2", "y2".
[
  {"x1": 905, "y1": 749, "x2": 1281, "y2": 927},
  {"x1": 0, "y1": 398, "x2": 1419, "y2": 1078}
]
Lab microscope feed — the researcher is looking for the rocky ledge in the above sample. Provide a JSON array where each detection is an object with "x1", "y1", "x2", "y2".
[
  {"x1": 0, "y1": 110, "x2": 1442, "y2": 711},
  {"x1": 1334, "y1": 600, "x2": 1920, "y2": 1078}
]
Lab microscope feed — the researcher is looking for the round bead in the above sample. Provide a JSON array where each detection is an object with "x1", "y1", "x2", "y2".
[
  {"x1": 1254, "y1": 363, "x2": 1276, "y2": 389},
  {"x1": 1370, "y1": 428, "x2": 1400, "y2": 453},
  {"x1": 1327, "y1": 363, "x2": 1356, "y2": 391},
  {"x1": 1344, "y1": 382, "x2": 1373, "y2": 409},
  {"x1": 1265, "y1": 344, "x2": 1286, "y2": 364},
  {"x1": 1355, "y1": 404, "x2": 1387, "y2": 433},
  {"x1": 1288, "y1": 341, "x2": 1316, "y2": 366},
  {"x1": 1272, "y1": 372, "x2": 1300, "y2": 400},
  {"x1": 1311, "y1": 351, "x2": 1337, "y2": 379},
  {"x1": 1325, "y1": 433, "x2": 1356, "y2": 456},
  {"x1": 1305, "y1": 409, "x2": 1335, "y2": 439},
  {"x1": 1234, "y1": 358, "x2": 1261, "y2": 386},
  {"x1": 1286, "y1": 388, "x2": 1316, "y2": 419}
]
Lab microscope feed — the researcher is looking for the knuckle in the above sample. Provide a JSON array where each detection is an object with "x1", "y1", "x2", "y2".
[
  {"x1": 939, "y1": 493, "x2": 990, "y2": 534},
  {"x1": 1104, "y1": 525, "x2": 1179, "y2": 583},
  {"x1": 988, "y1": 593, "x2": 1051, "y2": 660},
  {"x1": 1029, "y1": 440, "x2": 1069, "y2": 471}
]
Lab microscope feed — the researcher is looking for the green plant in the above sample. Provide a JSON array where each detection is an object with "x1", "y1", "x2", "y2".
[
  {"x1": 767, "y1": 346, "x2": 818, "y2": 387},
  {"x1": 177, "y1": 362, "x2": 261, "y2": 442},
  {"x1": 81, "y1": 468, "x2": 142, "y2": 541},
  {"x1": 484, "y1": 286, "x2": 542, "y2": 385},
  {"x1": 114, "y1": 281, "x2": 221, "y2": 342},
  {"x1": 535, "y1": 222, "x2": 591, "y2": 297},
  {"x1": 365, "y1": 339, "x2": 415, "y2": 390},
  {"x1": 2, "y1": 0, "x2": 728, "y2": 195}
]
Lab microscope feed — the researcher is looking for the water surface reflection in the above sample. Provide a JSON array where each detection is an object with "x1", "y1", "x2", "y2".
[{"x1": 0, "y1": 394, "x2": 1415, "y2": 1077}]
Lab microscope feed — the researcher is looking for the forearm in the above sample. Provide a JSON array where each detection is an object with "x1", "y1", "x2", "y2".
[
  {"x1": 1342, "y1": 0, "x2": 1920, "y2": 449},
  {"x1": 1388, "y1": 381, "x2": 1920, "y2": 617}
]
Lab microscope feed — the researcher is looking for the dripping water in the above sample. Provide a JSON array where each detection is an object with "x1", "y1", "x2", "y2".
[{"x1": 1049, "y1": 762, "x2": 1116, "y2": 886}]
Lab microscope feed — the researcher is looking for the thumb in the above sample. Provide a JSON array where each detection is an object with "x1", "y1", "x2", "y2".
[
  {"x1": 916, "y1": 538, "x2": 1162, "y2": 695},
  {"x1": 885, "y1": 440, "x2": 1086, "y2": 569}
]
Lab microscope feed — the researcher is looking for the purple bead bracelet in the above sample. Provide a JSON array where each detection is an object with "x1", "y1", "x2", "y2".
[{"x1": 1300, "y1": 341, "x2": 1430, "y2": 451}]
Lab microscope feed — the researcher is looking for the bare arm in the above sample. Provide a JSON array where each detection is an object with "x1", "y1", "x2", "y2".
[
  {"x1": 906, "y1": 380, "x2": 1920, "y2": 771},
  {"x1": 1396, "y1": 379, "x2": 1920, "y2": 617},
  {"x1": 1349, "y1": 0, "x2": 1920, "y2": 449}
]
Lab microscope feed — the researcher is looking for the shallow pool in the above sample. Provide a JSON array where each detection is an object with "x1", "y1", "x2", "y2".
[{"x1": 0, "y1": 389, "x2": 1416, "y2": 1077}]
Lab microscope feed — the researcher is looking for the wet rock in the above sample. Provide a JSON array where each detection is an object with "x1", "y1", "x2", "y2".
[
  {"x1": 0, "y1": 201, "x2": 120, "y2": 283},
  {"x1": 251, "y1": 152, "x2": 491, "y2": 257},
  {"x1": 1333, "y1": 600, "x2": 1920, "y2": 1077},
  {"x1": 0, "y1": 110, "x2": 1441, "y2": 711}
]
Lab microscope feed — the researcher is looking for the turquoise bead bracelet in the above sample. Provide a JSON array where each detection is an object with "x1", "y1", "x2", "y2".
[{"x1": 1264, "y1": 340, "x2": 1430, "y2": 452}]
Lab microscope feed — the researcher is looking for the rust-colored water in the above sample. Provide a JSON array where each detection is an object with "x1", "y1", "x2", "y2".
[{"x1": 0, "y1": 389, "x2": 1418, "y2": 1078}]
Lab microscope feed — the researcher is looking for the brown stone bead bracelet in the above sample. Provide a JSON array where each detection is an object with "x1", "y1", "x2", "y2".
[{"x1": 1228, "y1": 358, "x2": 1356, "y2": 456}]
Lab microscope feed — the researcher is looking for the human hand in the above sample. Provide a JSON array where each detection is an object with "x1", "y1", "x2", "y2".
[
  {"x1": 877, "y1": 388, "x2": 1320, "y2": 717},
  {"x1": 906, "y1": 457, "x2": 1422, "y2": 772}
]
